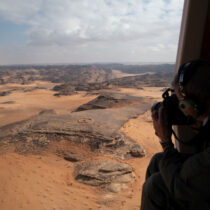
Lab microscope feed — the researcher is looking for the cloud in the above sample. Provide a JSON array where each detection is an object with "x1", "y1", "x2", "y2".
[
  {"x1": 0, "y1": 0, "x2": 42, "y2": 23},
  {"x1": 0, "y1": 0, "x2": 184, "y2": 64}
]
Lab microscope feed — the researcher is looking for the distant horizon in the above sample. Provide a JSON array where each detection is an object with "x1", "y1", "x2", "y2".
[{"x1": 0, "y1": 61, "x2": 175, "y2": 66}]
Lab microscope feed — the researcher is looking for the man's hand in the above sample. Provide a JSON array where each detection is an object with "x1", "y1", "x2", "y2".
[{"x1": 151, "y1": 104, "x2": 173, "y2": 149}]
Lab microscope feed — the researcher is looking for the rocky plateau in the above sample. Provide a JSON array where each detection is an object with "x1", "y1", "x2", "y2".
[{"x1": 0, "y1": 63, "x2": 172, "y2": 195}]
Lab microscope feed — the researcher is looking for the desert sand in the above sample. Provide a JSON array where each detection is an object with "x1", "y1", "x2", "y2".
[
  {"x1": 0, "y1": 82, "x2": 97, "y2": 127},
  {"x1": 0, "y1": 82, "x2": 163, "y2": 210}
]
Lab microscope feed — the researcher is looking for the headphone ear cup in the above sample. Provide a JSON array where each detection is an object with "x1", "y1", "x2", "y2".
[{"x1": 179, "y1": 98, "x2": 200, "y2": 120}]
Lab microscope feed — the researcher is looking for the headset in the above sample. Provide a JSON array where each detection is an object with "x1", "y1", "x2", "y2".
[{"x1": 177, "y1": 60, "x2": 204, "y2": 120}]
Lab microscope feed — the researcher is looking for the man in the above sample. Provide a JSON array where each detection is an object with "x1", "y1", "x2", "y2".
[{"x1": 140, "y1": 60, "x2": 210, "y2": 210}]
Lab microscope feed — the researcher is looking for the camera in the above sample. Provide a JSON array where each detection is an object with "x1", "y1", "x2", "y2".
[{"x1": 151, "y1": 88, "x2": 195, "y2": 125}]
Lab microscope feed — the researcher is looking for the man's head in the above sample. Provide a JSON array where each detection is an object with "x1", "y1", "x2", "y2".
[{"x1": 172, "y1": 60, "x2": 210, "y2": 120}]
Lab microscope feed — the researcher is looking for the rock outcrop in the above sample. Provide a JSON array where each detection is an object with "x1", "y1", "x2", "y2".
[
  {"x1": 75, "y1": 160, "x2": 135, "y2": 192},
  {"x1": 0, "y1": 91, "x2": 11, "y2": 96},
  {"x1": 53, "y1": 84, "x2": 77, "y2": 96},
  {"x1": 74, "y1": 93, "x2": 143, "y2": 111},
  {"x1": 0, "y1": 95, "x2": 149, "y2": 158}
]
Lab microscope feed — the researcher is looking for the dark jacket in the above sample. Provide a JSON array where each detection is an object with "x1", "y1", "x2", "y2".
[
  {"x1": 159, "y1": 146, "x2": 210, "y2": 209},
  {"x1": 159, "y1": 122, "x2": 210, "y2": 210}
]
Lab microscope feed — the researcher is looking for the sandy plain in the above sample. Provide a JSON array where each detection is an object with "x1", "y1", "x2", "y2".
[{"x1": 0, "y1": 81, "x2": 163, "y2": 210}]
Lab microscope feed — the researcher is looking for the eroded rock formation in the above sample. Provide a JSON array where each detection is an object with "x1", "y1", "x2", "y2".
[{"x1": 75, "y1": 160, "x2": 135, "y2": 192}]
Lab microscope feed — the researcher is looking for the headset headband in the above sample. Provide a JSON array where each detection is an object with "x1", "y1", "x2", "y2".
[{"x1": 178, "y1": 60, "x2": 203, "y2": 96}]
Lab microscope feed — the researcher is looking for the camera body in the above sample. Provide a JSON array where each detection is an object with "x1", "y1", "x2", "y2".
[{"x1": 151, "y1": 88, "x2": 196, "y2": 125}]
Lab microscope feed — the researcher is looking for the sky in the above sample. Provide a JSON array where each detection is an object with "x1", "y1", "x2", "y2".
[{"x1": 0, "y1": 0, "x2": 184, "y2": 65}]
